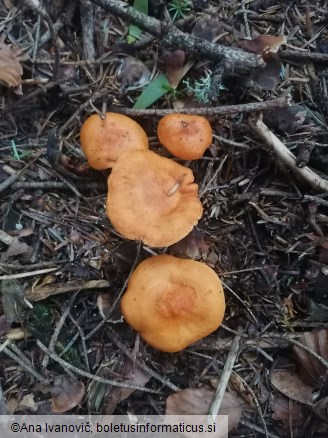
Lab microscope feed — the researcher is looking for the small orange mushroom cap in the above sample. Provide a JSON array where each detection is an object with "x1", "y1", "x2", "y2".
[
  {"x1": 80, "y1": 112, "x2": 148, "y2": 170},
  {"x1": 121, "y1": 255, "x2": 225, "y2": 353},
  {"x1": 106, "y1": 150, "x2": 203, "y2": 247},
  {"x1": 157, "y1": 114, "x2": 212, "y2": 160}
]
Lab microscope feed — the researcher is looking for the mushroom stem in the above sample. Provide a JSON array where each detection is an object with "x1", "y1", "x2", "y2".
[{"x1": 166, "y1": 173, "x2": 186, "y2": 196}]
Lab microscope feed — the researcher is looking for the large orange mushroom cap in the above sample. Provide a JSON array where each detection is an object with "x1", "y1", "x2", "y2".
[
  {"x1": 121, "y1": 255, "x2": 225, "y2": 353},
  {"x1": 80, "y1": 112, "x2": 149, "y2": 170},
  {"x1": 157, "y1": 114, "x2": 212, "y2": 160},
  {"x1": 106, "y1": 150, "x2": 203, "y2": 247}
]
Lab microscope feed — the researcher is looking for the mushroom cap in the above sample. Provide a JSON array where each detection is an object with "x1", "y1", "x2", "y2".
[
  {"x1": 106, "y1": 150, "x2": 203, "y2": 247},
  {"x1": 121, "y1": 255, "x2": 225, "y2": 353},
  {"x1": 80, "y1": 112, "x2": 149, "y2": 170},
  {"x1": 157, "y1": 114, "x2": 212, "y2": 160}
]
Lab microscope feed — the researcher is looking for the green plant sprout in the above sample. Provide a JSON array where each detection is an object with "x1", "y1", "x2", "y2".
[
  {"x1": 184, "y1": 73, "x2": 227, "y2": 103},
  {"x1": 11, "y1": 140, "x2": 20, "y2": 160},
  {"x1": 168, "y1": 0, "x2": 192, "y2": 21}
]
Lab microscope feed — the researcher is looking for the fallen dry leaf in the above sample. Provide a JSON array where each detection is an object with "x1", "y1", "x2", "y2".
[
  {"x1": 169, "y1": 227, "x2": 209, "y2": 260},
  {"x1": 162, "y1": 50, "x2": 194, "y2": 89},
  {"x1": 270, "y1": 369, "x2": 314, "y2": 405},
  {"x1": 263, "y1": 104, "x2": 307, "y2": 134},
  {"x1": 239, "y1": 34, "x2": 286, "y2": 90},
  {"x1": 313, "y1": 395, "x2": 328, "y2": 422},
  {"x1": 104, "y1": 359, "x2": 151, "y2": 414},
  {"x1": 117, "y1": 56, "x2": 150, "y2": 89},
  {"x1": 88, "y1": 358, "x2": 150, "y2": 414},
  {"x1": 253, "y1": 52, "x2": 281, "y2": 90},
  {"x1": 60, "y1": 154, "x2": 90, "y2": 175},
  {"x1": 0, "y1": 41, "x2": 23, "y2": 90},
  {"x1": 1, "y1": 237, "x2": 32, "y2": 262},
  {"x1": 307, "y1": 297, "x2": 328, "y2": 322},
  {"x1": 52, "y1": 375, "x2": 85, "y2": 413},
  {"x1": 6, "y1": 394, "x2": 38, "y2": 414},
  {"x1": 305, "y1": 233, "x2": 328, "y2": 250},
  {"x1": 3, "y1": 0, "x2": 15, "y2": 9},
  {"x1": 165, "y1": 388, "x2": 244, "y2": 432},
  {"x1": 229, "y1": 373, "x2": 254, "y2": 406},
  {"x1": 0, "y1": 279, "x2": 25, "y2": 323},
  {"x1": 272, "y1": 395, "x2": 305, "y2": 427},
  {"x1": 97, "y1": 293, "x2": 112, "y2": 319},
  {"x1": 240, "y1": 34, "x2": 286, "y2": 55},
  {"x1": 0, "y1": 314, "x2": 11, "y2": 335},
  {"x1": 293, "y1": 329, "x2": 328, "y2": 386}
]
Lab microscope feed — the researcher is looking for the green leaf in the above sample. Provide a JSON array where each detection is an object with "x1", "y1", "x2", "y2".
[
  {"x1": 133, "y1": 74, "x2": 171, "y2": 109},
  {"x1": 128, "y1": 0, "x2": 148, "y2": 43}
]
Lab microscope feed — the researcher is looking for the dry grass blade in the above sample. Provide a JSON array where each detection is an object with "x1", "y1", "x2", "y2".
[{"x1": 0, "y1": 42, "x2": 23, "y2": 88}]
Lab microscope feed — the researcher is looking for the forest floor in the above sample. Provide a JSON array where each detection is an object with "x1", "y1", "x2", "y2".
[{"x1": 1, "y1": 0, "x2": 328, "y2": 436}]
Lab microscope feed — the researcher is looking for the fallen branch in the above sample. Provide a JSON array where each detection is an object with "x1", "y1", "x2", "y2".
[
  {"x1": 113, "y1": 95, "x2": 290, "y2": 117},
  {"x1": 281, "y1": 50, "x2": 328, "y2": 64},
  {"x1": 208, "y1": 332, "x2": 242, "y2": 422},
  {"x1": 90, "y1": 0, "x2": 264, "y2": 73},
  {"x1": 250, "y1": 118, "x2": 328, "y2": 192},
  {"x1": 37, "y1": 340, "x2": 162, "y2": 394}
]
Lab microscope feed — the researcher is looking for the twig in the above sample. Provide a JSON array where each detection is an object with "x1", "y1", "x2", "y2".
[
  {"x1": 0, "y1": 261, "x2": 65, "y2": 271},
  {"x1": 37, "y1": 1, "x2": 76, "y2": 49},
  {"x1": 280, "y1": 50, "x2": 328, "y2": 64},
  {"x1": 113, "y1": 96, "x2": 290, "y2": 117},
  {"x1": 85, "y1": 242, "x2": 141, "y2": 341},
  {"x1": 222, "y1": 267, "x2": 264, "y2": 276},
  {"x1": 42, "y1": 292, "x2": 79, "y2": 369},
  {"x1": 24, "y1": 0, "x2": 61, "y2": 80},
  {"x1": 31, "y1": 13, "x2": 41, "y2": 78},
  {"x1": 250, "y1": 118, "x2": 328, "y2": 191},
  {"x1": 212, "y1": 134, "x2": 250, "y2": 149},
  {"x1": 0, "y1": 230, "x2": 15, "y2": 246},
  {"x1": 9, "y1": 343, "x2": 38, "y2": 369},
  {"x1": 25, "y1": 279, "x2": 110, "y2": 302},
  {"x1": 69, "y1": 314, "x2": 90, "y2": 373},
  {"x1": 90, "y1": 0, "x2": 264, "y2": 73},
  {"x1": 1, "y1": 78, "x2": 69, "y2": 116},
  {"x1": 240, "y1": 420, "x2": 279, "y2": 438},
  {"x1": 208, "y1": 332, "x2": 242, "y2": 422},
  {"x1": 304, "y1": 195, "x2": 328, "y2": 208},
  {"x1": 12, "y1": 182, "x2": 106, "y2": 191},
  {"x1": 307, "y1": 202, "x2": 323, "y2": 237},
  {"x1": 80, "y1": 0, "x2": 96, "y2": 61},
  {"x1": 222, "y1": 280, "x2": 257, "y2": 323},
  {"x1": 0, "y1": 382, "x2": 6, "y2": 415},
  {"x1": 0, "y1": 341, "x2": 45, "y2": 381},
  {"x1": 36, "y1": 340, "x2": 161, "y2": 394},
  {"x1": 58, "y1": 88, "x2": 110, "y2": 136},
  {"x1": 106, "y1": 326, "x2": 180, "y2": 392},
  {"x1": 0, "y1": 267, "x2": 58, "y2": 281},
  {"x1": 264, "y1": 333, "x2": 328, "y2": 370},
  {"x1": 0, "y1": 152, "x2": 43, "y2": 195},
  {"x1": 0, "y1": 175, "x2": 20, "y2": 195},
  {"x1": 241, "y1": 0, "x2": 251, "y2": 38},
  {"x1": 231, "y1": 372, "x2": 268, "y2": 438}
]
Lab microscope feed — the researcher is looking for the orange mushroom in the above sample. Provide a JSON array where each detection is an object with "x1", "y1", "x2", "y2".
[
  {"x1": 106, "y1": 150, "x2": 203, "y2": 247},
  {"x1": 157, "y1": 113, "x2": 212, "y2": 160},
  {"x1": 121, "y1": 255, "x2": 225, "y2": 353},
  {"x1": 80, "y1": 112, "x2": 148, "y2": 170}
]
